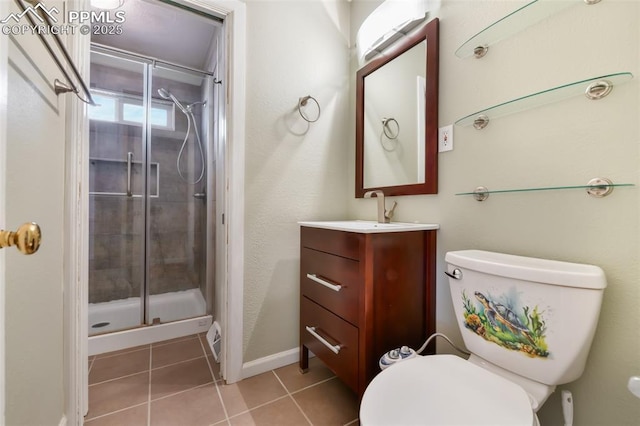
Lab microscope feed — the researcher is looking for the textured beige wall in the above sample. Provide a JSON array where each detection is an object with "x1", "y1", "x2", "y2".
[
  {"x1": 243, "y1": 0, "x2": 351, "y2": 361},
  {"x1": 242, "y1": 0, "x2": 639, "y2": 422},
  {"x1": 348, "y1": 0, "x2": 640, "y2": 424}
]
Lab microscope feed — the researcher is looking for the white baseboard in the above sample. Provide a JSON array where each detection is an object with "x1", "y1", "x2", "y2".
[
  {"x1": 58, "y1": 415, "x2": 67, "y2": 426},
  {"x1": 241, "y1": 347, "x2": 305, "y2": 379}
]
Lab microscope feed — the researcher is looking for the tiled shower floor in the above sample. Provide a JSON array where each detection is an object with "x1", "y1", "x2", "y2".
[{"x1": 85, "y1": 333, "x2": 360, "y2": 425}]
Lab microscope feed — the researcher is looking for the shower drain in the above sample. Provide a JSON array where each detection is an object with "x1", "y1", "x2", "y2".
[{"x1": 92, "y1": 322, "x2": 110, "y2": 329}]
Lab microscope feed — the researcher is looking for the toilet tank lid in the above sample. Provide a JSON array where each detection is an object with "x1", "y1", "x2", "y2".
[{"x1": 445, "y1": 250, "x2": 607, "y2": 289}]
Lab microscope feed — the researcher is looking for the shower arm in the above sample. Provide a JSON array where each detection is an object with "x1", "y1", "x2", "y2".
[{"x1": 186, "y1": 100, "x2": 207, "y2": 111}]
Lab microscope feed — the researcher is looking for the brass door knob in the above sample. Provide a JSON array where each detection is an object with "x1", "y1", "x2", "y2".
[{"x1": 0, "y1": 222, "x2": 42, "y2": 255}]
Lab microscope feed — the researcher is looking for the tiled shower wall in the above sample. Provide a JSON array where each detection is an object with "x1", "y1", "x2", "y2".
[{"x1": 89, "y1": 62, "x2": 208, "y2": 304}]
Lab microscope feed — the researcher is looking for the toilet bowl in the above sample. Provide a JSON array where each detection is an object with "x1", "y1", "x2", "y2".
[
  {"x1": 360, "y1": 354, "x2": 537, "y2": 426},
  {"x1": 360, "y1": 250, "x2": 607, "y2": 426}
]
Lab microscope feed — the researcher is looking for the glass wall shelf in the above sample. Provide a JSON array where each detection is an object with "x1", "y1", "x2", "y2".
[
  {"x1": 455, "y1": 72, "x2": 633, "y2": 129},
  {"x1": 455, "y1": 0, "x2": 600, "y2": 59},
  {"x1": 456, "y1": 178, "x2": 634, "y2": 201}
]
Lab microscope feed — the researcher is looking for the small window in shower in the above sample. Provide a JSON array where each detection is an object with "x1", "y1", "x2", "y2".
[
  {"x1": 122, "y1": 103, "x2": 169, "y2": 128},
  {"x1": 88, "y1": 89, "x2": 175, "y2": 130},
  {"x1": 89, "y1": 94, "x2": 117, "y2": 122}
]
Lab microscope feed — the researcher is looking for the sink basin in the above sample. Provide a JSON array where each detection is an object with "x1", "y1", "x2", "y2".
[{"x1": 298, "y1": 220, "x2": 439, "y2": 233}]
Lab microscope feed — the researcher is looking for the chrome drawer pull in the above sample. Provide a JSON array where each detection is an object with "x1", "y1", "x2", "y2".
[
  {"x1": 305, "y1": 326, "x2": 341, "y2": 354},
  {"x1": 306, "y1": 273, "x2": 342, "y2": 292}
]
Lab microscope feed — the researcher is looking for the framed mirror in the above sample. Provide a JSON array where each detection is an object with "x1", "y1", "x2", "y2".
[{"x1": 356, "y1": 18, "x2": 439, "y2": 197}]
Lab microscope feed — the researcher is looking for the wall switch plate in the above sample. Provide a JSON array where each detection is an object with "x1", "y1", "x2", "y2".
[{"x1": 438, "y1": 125, "x2": 453, "y2": 152}]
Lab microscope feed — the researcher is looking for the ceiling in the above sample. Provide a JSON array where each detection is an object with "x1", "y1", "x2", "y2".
[{"x1": 91, "y1": 0, "x2": 222, "y2": 72}]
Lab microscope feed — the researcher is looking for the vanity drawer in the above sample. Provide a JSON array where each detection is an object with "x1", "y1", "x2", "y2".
[
  {"x1": 300, "y1": 297, "x2": 358, "y2": 393},
  {"x1": 301, "y1": 248, "x2": 360, "y2": 325},
  {"x1": 301, "y1": 227, "x2": 361, "y2": 261}
]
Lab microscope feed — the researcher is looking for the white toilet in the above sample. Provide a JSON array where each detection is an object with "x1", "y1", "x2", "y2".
[{"x1": 360, "y1": 250, "x2": 607, "y2": 426}]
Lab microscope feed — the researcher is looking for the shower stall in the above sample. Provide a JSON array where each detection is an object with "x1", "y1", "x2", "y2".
[{"x1": 87, "y1": 45, "x2": 218, "y2": 353}]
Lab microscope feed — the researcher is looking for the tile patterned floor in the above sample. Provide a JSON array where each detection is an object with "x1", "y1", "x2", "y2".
[{"x1": 85, "y1": 333, "x2": 360, "y2": 425}]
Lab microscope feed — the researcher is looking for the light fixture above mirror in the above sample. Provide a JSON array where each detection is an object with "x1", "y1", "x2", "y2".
[{"x1": 356, "y1": 0, "x2": 436, "y2": 62}]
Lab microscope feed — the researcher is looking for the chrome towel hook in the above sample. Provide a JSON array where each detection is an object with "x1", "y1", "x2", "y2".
[{"x1": 298, "y1": 95, "x2": 321, "y2": 123}]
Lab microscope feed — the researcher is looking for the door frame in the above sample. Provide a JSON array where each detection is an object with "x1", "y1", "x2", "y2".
[
  {"x1": 66, "y1": 0, "x2": 246, "y2": 422},
  {"x1": 0, "y1": 1, "x2": 8, "y2": 424}
]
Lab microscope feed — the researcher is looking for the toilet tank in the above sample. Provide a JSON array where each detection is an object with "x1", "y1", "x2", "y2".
[{"x1": 445, "y1": 250, "x2": 606, "y2": 385}]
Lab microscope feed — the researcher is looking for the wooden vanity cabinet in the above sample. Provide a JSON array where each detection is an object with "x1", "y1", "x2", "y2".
[{"x1": 299, "y1": 226, "x2": 437, "y2": 396}]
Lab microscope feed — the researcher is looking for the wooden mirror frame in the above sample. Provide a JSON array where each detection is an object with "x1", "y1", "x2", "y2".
[{"x1": 356, "y1": 18, "x2": 439, "y2": 197}]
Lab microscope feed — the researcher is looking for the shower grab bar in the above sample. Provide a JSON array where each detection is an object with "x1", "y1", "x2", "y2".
[
  {"x1": 126, "y1": 152, "x2": 133, "y2": 197},
  {"x1": 306, "y1": 274, "x2": 342, "y2": 292},
  {"x1": 14, "y1": 0, "x2": 95, "y2": 105},
  {"x1": 305, "y1": 326, "x2": 341, "y2": 354}
]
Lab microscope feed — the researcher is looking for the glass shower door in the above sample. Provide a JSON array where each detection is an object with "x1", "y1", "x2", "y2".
[
  {"x1": 88, "y1": 50, "x2": 147, "y2": 335},
  {"x1": 146, "y1": 65, "x2": 210, "y2": 324}
]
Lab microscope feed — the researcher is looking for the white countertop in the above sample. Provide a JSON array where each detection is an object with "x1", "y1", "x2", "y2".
[{"x1": 298, "y1": 220, "x2": 440, "y2": 233}]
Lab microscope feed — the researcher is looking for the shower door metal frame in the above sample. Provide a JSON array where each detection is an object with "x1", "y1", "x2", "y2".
[
  {"x1": 142, "y1": 62, "x2": 152, "y2": 326},
  {"x1": 92, "y1": 42, "x2": 218, "y2": 79},
  {"x1": 145, "y1": 60, "x2": 214, "y2": 326},
  {"x1": 88, "y1": 46, "x2": 151, "y2": 331},
  {"x1": 90, "y1": 44, "x2": 214, "y2": 327},
  {"x1": 90, "y1": 46, "x2": 153, "y2": 328}
]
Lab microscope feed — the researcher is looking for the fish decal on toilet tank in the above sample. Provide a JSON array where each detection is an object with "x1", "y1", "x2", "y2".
[{"x1": 462, "y1": 289, "x2": 549, "y2": 358}]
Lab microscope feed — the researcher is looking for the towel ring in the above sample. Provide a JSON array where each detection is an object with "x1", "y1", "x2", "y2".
[
  {"x1": 380, "y1": 118, "x2": 400, "y2": 152},
  {"x1": 298, "y1": 96, "x2": 321, "y2": 123},
  {"x1": 382, "y1": 117, "x2": 400, "y2": 139}
]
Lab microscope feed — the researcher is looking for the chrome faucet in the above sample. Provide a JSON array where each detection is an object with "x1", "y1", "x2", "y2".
[{"x1": 363, "y1": 190, "x2": 397, "y2": 223}]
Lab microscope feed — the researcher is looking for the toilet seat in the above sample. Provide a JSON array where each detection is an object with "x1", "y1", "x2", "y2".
[{"x1": 360, "y1": 354, "x2": 535, "y2": 426}]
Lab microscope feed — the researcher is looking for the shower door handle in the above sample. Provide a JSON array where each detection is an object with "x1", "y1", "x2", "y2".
[{"x1": 126, "y1": 152, "x2": 133, "y2": 197}]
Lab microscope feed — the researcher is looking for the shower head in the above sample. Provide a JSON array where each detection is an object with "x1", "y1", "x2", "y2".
[
  {"x1": 157, "y1": 88, "x2": 171, "y2": 99},
  {"x1": 157, "y1": 88, "x2": 188, "y2": 114}
]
